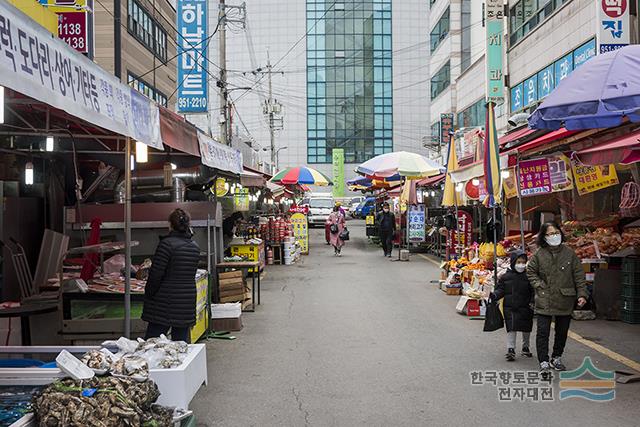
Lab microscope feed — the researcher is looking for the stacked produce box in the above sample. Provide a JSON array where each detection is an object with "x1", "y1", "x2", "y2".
[{"x1": 621, "y1": 258, "x2": 640, "y2": 324}]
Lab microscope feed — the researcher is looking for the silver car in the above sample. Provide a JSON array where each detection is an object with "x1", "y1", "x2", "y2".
[{"x1": 306, "y1": 197, "x2": 334, "y2": 227}]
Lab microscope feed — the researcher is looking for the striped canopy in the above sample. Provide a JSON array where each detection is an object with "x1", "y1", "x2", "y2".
[{"x1": 270, "y1": 167, "x2": 333, "y2": 186}]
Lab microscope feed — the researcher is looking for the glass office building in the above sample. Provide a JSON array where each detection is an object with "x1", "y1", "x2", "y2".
[{"x1": 306, "y1": 0, "x2": 393, "y2": 164}]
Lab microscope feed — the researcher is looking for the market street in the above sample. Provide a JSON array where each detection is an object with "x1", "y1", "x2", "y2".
[{"x1": 192, "y1": 222, "x2": 640, "y2": 427}]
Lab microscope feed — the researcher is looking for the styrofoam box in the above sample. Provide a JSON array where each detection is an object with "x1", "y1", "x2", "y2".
[
  {"x1": 211, "y1": 302, "x2": 242, "y2": 319},
  {"x1": 149, "y1": 343, "x2": 208, "y2": 409}
]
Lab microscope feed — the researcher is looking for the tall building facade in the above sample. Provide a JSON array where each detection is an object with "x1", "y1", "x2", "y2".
[{"x1": 188, "y1": 0, "x2": 430, "y2": 182}]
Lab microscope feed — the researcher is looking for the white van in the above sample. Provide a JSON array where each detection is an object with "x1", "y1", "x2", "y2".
[{"x1": 303, "y1": 194, "x2": 335, "y2": 227}]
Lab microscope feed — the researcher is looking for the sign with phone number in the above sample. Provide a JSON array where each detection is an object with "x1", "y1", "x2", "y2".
[{"x1": 58, "y1": 12, "x2": 87, "y2": 54}]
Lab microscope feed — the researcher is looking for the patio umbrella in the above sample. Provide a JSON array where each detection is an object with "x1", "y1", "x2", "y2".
[
  {"x1": 270, "y1": 167, "x2": 333, "y2": 186},
  {"x1": 356, "y1": 151, "x2": 443, "y2": 179},
  {"x1": 529, "y1": 45, "x2": 640, "y2": 130}
]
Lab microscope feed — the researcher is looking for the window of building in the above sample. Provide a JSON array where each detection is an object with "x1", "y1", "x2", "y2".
[
  {"x1": 306, "y1": 0, "x2": 393, "y2": 164},
  {"x1": 456, "y1": 98, "x2": 485, "y2": 129},
  {"x1": 430, "y1": 61, "x2": 450, "y2": 100},
  {"x1": 429, "y1": 0, "x2": 437, "y2": 7},
  {"x1": 430, "y1": 121, "x2": 440, "y2": 145},
  {"x1": 460, "y1": 0, "x2": 471, "y2": 72},
  {"x1": 509, "y1": 0, "x2": 567, "y2": 47},
  {"x1": 127, "y1": 0, "x2": 168, "y2": 62},
  {"x1": 127, "y1": 72, "x2": 168, "y2": 107},
  {"x1": 430, "y1": 7, "x2": 449, "y2": 53}
]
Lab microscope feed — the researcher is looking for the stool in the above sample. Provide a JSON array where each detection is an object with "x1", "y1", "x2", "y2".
[{"x1": 270, "y1": 244, "x2": 283, "y2": 265}]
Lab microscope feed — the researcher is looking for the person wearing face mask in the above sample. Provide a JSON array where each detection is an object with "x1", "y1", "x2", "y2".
[
  {"x1": 527, "y1": 221, "x2": 588, "y2": 377},
  {"x1": 490, "y1": 251, "x2": 534, "y2": 361},
  {"x1": 376, "y1": 202, "x2": 396, "y2": 257}
]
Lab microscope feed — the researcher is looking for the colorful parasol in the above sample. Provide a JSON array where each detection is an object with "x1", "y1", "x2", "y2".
[
  {"x1": 356, "y1": 151, "x2": 443, "y2": 179},
  {"x1": 270, "y1": 167, "x2": 333, "y2": 186}
]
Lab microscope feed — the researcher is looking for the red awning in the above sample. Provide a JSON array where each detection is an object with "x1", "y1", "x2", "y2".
[
  {"x1": 576, "y1": 131, "x2": 640, "y2": 165},
  {"x1": 159, "y1": 107, "x2": 200, "y2": 156},
  {"x1": 416, "y1": 173, "x2": 444, "y2": 187},
  {"x1": 516, "y1": 128, "x2": 579, "y2": 153},
  {"x1": 499, "y1": 127, "x2": 535, "y2": 146}
]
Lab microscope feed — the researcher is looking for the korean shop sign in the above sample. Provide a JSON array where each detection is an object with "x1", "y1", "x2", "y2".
[
  {"x1": 485, "y1": 0, "x2": 505, "y2": 104},
  {"x1": 510, "y1": 39, "x2": 596, "y2": 113},
  {"x1": 177, "y1": 0, "x2": 208, "y2": 113},
  {"x1": 571, "y1": 160, "x2": 619, "y2": 196},
  {"x1": 596, "y1": 0, "x2": 629, "y2": 54},
  {"x1": 518, "y1": 158, "x2": 552, "y2": 197},
  {"x1": 440, "y1": 113, "x2": 454, "y2": 146},
  {"x1": 0, "y1": 1, "x2": 163, "y2": 149}
]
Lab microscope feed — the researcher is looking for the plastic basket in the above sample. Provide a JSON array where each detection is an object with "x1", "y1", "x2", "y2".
[
  {"x1": 622, "y1": 271, "x2": 640, "y2": 287},
  {"x1": 622, "y1": 286, "x2": 640, "y2": 299},
  {"x1": 622, "y1": 257, "x2": 640, "y2": 274},
  {"x1": 621, "y1": 309, "x2": 640, "y2": 324},
  {"x1": 621, "y1": 297, "x2": 640, "y2": 312}
]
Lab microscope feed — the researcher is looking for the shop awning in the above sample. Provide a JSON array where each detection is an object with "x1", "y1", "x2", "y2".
[
  {"x1": 448, "y1": 155, "x2": 509, "y2": 183},
  {"x1": 241, "y1": 168, "x2": 266, "y2": 187},
  {"x1": 515, "y1": 128, "x2": 579, "y2": 154},
  {"x1": 416, "y1": 174, "x2": 444, "y2": 187},
  {"x1": 499, "y1": 127, "x2": 536, "y2": 147},
  {"x1": 160, "y1": 108, "x2": 200, "y2": 156},
  {"x1": 576, "y1": 130, "x2": 640, "y2": 165}
]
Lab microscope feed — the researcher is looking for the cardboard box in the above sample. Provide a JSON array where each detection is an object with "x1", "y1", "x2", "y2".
[
  {"x1": 446, "y1": 287, "x2": 461, "y2": 296},
  {"x1": 211, "y1": 316, "x2": 243, "y2": 332}
]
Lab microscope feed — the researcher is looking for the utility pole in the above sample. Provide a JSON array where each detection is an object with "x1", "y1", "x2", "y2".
[
  {"x1": 216, "y1": 1, "x2": 246, "y2": 146},
  {"x1": 263, "y1": 55, "x2": 283, "y2": 171},
  {"x1": 218, "y1": 0, "x2": 228, "y2": 145}
]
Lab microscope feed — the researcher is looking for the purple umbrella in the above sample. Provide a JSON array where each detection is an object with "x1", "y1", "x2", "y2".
[{"x1": 529, "y1": 45, "x2": 640, "y2": 130}]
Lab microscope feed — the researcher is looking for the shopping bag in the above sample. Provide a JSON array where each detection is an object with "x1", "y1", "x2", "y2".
[
  {"x1": 339, "y1": 228, "x2": 350, "y2": 241},
  {"x1": 483, "y1": 300, "x2": 504, "y2": 332}
]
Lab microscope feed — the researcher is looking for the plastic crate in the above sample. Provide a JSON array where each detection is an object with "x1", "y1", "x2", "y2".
[
  {"x1": 622, "y1": 271, "x2": 640, "y2": 287},
  {"x1": 620, "y1": 309, "x2": 640, "y2": 324},
  {"x1": 622, "y1": 286, "x2": 640, "y2": 299},
  {"x1": 621, "y1": 297, "x2": 640, "y2": 312},
  {"x1": 622, "y1": 257, "x2": 640, "y2": 274}
]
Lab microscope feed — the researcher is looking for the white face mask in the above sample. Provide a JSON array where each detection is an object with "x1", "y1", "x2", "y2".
[
  {"x1": 545, "y1": 234, "x2": 562, "y2": 247},
  {"x1": 515, "y1": 263, "x2": 526, "y2": 273}
]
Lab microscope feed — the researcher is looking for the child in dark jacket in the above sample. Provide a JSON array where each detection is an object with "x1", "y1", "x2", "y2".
[{"x1": 490, "y1": 250, "x2": 535, "y2": 361}]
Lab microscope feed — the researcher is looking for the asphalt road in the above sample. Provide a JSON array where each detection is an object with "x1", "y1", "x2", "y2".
[{"x1": 191, "y1": 222, "x2": 640, "y2": 427}]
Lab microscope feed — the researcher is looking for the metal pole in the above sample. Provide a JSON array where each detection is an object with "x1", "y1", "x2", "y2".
[
  {"x1": 454, "y1": 184, "x2": 460, "y2": 258},
  {"x1": 515, "y1": 154, "x2": 526, "y2": 249},
  {"x1": 219, "y1": 0, "x2": 228, "y2": 145},
  {"x1": 124, "y1": 137, "x2": 132, "y2": 338},
  {"x1": 492, "y1": 205, "x2": 498, "y2": 287},
  {"x1": 114, "y1": 0, "x2": 121, "y2": 80}
]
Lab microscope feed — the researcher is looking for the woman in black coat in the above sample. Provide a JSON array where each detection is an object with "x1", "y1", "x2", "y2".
[
  {"x1": 491, "y1": 250, "x2": 535, "y2": 361},
  {"x1": 142, "y1": 209, "x2": 200, "y2": 343}
]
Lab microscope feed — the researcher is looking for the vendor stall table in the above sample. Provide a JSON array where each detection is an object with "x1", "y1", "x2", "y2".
[
  {"x1": 0, "y1": 303, "x2": 58, "y2": 345},
  {"x1": 215, "y1": 261, "x2": 261, "y2": 311}
]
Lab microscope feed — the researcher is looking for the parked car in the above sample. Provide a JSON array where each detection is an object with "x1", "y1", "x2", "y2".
[
  {"x1": 305, "y1": 195, "x2": 335, "y2": 227},
  {"x1": 348, "y1": 196, "x2": 365, "y2": 217},
  {"x1": 354, "y1": 197, "x2": 376, "y2": 219}
]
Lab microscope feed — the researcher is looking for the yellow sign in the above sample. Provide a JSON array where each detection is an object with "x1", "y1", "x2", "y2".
[
  {"x1": 366, "y1": 215, "x2": 375, "y2": 225},
  {"x1": 190, "y1": 273, "x2": 209, "y2": 343},
  {"x1": 214, "y1": 178, "x2": 228, "y2": 197},
  {"x1": 571, "y1": 161, "x2": 619, "y2": 196},
  {"x1": 502, "y1": 167, "x2": 518, "y2": 199},
  {"x1": 8, "y1": 0, "x2": 58, "y2": 35},
  {"x1": 290, "y1": 213, "x2": 309, "y2": 255}
]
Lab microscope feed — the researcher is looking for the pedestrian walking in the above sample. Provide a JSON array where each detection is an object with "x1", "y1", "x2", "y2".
[
  {"x1": 527, "y1": 221, "x2": 588, "y2": 377},
  {"x1": 376, "y1": 202, "x2": 396, "y2": 257},
  {"x1": 490, "y1": 250, "x2": 534, "y2": 361},
  {"x1": 328, "y1": 205, "x2": 346, "y2": 256},
  {"x1": 142, "y1": 208, "x2": 200, "y2": 343}
]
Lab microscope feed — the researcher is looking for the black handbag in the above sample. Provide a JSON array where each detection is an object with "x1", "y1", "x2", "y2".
[
  {"x1": 483, "y1": 300, "x2": 504, "y2": 332},
  {"x1": 330, "y1": 223, "x2": 339, "y2": 234},
  {"x1": 339, "y1": 228, "x2": 350, "y2": 241}
]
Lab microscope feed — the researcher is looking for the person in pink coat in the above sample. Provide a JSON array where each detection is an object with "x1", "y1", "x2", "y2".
[{"x1": 328, "y1": 205, "x2": 346, "y2": 256}]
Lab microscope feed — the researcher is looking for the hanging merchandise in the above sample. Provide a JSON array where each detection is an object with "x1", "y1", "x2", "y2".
[
  {"x1": 571, "y1": 159, "x2": 619, "y2": 196},
  {"x1": 620, "y1": 182, "x2": 640, "y2": 217}
]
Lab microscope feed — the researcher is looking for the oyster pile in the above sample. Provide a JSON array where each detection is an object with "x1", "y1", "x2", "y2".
[{"x1": 32, "y1": 377, "x2": 172, "y2": 427}]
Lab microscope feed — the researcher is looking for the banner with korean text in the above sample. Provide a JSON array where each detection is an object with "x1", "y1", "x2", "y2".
[
  {"x1": 518, "y1": 158, "x2": 552, "y2": 197},
  {"x1": 0, "y1": 1, "x2": 163, "y2": 149},
  {"x1": 571, "y1": 160, "x2": 619, "y2": 196},
  {"x1": 197, "y1": 132, "x2": 243, "y2": 175}
]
